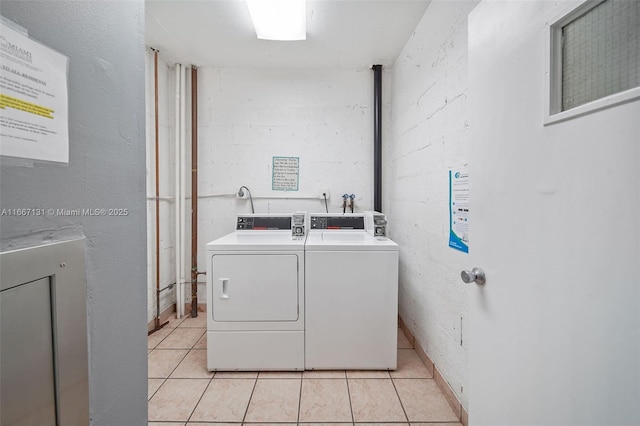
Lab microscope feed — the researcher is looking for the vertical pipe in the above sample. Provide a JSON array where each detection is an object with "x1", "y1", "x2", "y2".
[
  {"x1": 180, "y1": 65, "x2": 187, "y2": 318},
  {"x1": 154, "y1": 49, "x2": 161, "y2": 329},
  {"x1": 147, "y1": 48, "x2": 170, "y2": 334},
  {"x1": 174, "y1": 64, "x2": 182, "y2": 318},
  {"x1": 373, "y1": 64, "x2": 383, "y2": 212},
  {"x1": 190, "y1": 66, "x2": 198, "y2": 318}
]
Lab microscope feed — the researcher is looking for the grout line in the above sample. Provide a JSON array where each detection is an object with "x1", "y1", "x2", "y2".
[
  {"x1": 147, "y1": 377, "x2": 167, "y2": 402},
  {"x1": 185, "y1": 376, "x2": 214, "y2": 424},
  {"x1": 345, "y1": 373, "x2": 355, "y2": 423},
  {"x1": 297, "y1": 370, "x2": 303, "y2": 423},
  {"x1": 390, "y1": 373, "x2": 411, "y2": 423},
  {"x1": 148, "y1": 327, "x2": 172, "y2": 350},
  {"x1": 398, "y1": 316, "x2": 464, "y2": 424},
  {"x1": 148, "y1": 347, "x2": 190, "y2": 380},
  {"x1": 241, "y1": 376, "x2": 259, "y2": 423}
]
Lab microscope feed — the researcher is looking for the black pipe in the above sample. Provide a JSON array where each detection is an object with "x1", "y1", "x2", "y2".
[{"x1": 373, "y1": 65, "x2": 382, "y2": 212}]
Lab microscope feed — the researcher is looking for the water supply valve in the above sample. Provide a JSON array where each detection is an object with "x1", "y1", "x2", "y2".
[{"x1": 342, "y1": 194, "x2": 349, "y2": 213}]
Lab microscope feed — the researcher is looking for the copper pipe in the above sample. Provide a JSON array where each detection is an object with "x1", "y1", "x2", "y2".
[
  {"x1": 149, "y1": 48, "x2": 168, "y2": 335},
  {"x1": 190, "y1": 66, "x2": 198, "y2": 318}
]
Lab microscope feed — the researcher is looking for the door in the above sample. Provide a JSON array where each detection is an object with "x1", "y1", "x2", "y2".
[
  {"x1": 1, "y1": 278, "x2": 57, "y2": 426},
  {"x1": 211, "y1": 254, "x2": 299, "y2": 322},
  {"x1": 468, "y1": 1, "x2": 639, "y2": 425}
]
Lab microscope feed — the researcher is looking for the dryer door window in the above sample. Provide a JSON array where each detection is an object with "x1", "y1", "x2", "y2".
[{"x1": 211, "y1": 254, "x2": 299, "y2": 322}]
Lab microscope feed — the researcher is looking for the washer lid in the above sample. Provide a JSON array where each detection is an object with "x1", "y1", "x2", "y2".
[
  {"x1": 207, "y1": 231, "x2": 306, "y2": 251},
  {"x1": 305, "y1": 231, "x2": 398, "y2": 251}
]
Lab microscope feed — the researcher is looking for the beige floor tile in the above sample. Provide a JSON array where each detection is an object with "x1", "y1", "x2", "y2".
[
  {"x1": 245, "y1": 379, "x2": 301, "y2": 422},
  {"x1": 148, "y1": 349, "x2": 189, "y2": 378},
  {"x1": 301, "y1": 424, "x2": 353, "y2": 426},
  {"x1": 185, "y1": 424, "x2": 237, "y2": 426},
  {"x1": 346, "y1": 370, "x2": 390, "y2": 379},
  {"x1": 170, "y1": 349, "x2": 214, "y2": 379},
  {"x1": 214, "y1": 371, "x2": 259, "y2": 378},
  {"x1": 149, "y1": 423, "x2": 185, "y2": 426},
  {"x1": 148, "y1": 326, "x2": 172, "y2": 349},
  {"x1": 358, "y1": 424, "x2": 408, "y2": 426},
  {"x1": 258, "y1": 371, "x2": 303, "y2": 378},
  {"x1": 348, "y1": 379, "x2": 407, "y2": 422},
  {"x1": 190, "y1": 378, "x2": 255, "y2": 422},
  {"x1": 390, "y1": 350, "x2": 432, "y2": 379},
  {"x1": 397, "y1": 328, "x2": 412, "y2": 349},
  {"x1": 148, "y1": 378, "x2": 209, "y2": 422},
  {"x1": 148, "y1": 378, "x2": 164, "y2": 401},
  {"x1": 194, "y1": 333, "x2": 207, "y2": 349},
  {"x1": 394, "y1": 379, "x2": 459, "y2": 422},
  {"x1": 242, "y1": 424, "x2": 296, "y2": 426},
  {"x1": 157, "y1": 327, "x2": 205, "y2": 350},
  {"x1": 299, "y1": 379, "x2": 352, "y2": 423},
  {"x1": 179, "y1": 313, "x2": 208, "y2": 328},
  {"x1": 303, "y1": 370, "x2": 346, "y2": 378},
  {"x1": 410, "y1": 423, "x2": 462, "y2": 426},
  {"x1": 165, "y1": 313, "x2": 186, "y2": 328}
]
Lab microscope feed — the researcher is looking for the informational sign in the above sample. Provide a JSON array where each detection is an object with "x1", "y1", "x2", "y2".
[
  {"x1": 0, "y1": 18, "x2": 69, "y2": 163},
  {"x1": 449, "y1": 167, "x2": 469, "y2": 253},
  {"x1": 272, "y1": 156, "x2": 299, "y2": 191}
]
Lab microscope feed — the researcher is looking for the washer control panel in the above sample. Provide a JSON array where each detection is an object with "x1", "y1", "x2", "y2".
[
  {"x1": 365, "y1": 211, "x2": 388, "y2": 237},
  {"x1": 310, "y1": 215, "x2": 365, "y2": 230}
]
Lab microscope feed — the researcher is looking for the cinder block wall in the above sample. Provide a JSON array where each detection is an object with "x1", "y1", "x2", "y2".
[{"x1": 385, "y1": 0, "x2": 479, "y2": 409}]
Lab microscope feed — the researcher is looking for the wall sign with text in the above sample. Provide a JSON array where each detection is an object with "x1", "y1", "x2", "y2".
[
  {"x1": 0, "y1": 17, "x2": 69, "y2": 163},
  {"x1": 272, "y1": 156, "x2": 299, "y2": 191},
  {"x1": 449, "y1": 167, "x2": 469, "y2": 253}
]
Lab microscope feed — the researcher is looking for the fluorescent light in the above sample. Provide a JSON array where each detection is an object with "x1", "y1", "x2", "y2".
[{"x1": 246, "y1": 0, "x2": 306, "y2": 41}]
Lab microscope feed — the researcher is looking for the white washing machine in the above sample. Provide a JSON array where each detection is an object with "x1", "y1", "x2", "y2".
[
  {"x1": 305, "y1": 213, "x2": 399, "y2": 370},
  {"x1": 206, "y1": 213, "x2": 306, "y2": 371}
]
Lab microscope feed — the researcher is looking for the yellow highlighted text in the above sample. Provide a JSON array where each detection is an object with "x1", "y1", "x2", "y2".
[{"x1": 0, "y1": 93, "x2": 54, "y2": 119}]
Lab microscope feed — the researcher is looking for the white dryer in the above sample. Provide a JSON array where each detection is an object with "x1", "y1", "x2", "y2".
[
  {"x1": 206, "y1": 213, "x2": 306, "y2": 371},
  {"x1": 305, "y1": 213, "x2": 399, "y2": 370}
]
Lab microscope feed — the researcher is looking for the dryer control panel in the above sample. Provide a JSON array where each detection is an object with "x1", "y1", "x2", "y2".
[
  {"x1": 291, "y1": 212, "x2": 306, "y2": 238},
  {"x1": 236, "y1": 216, "x2": 291, "y2": 230}
]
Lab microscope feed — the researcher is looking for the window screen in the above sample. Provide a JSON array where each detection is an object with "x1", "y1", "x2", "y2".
[{"x1": 561, "y1": 0, "x2": 640, "y2": 111}]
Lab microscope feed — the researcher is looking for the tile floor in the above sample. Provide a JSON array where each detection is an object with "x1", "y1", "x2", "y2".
[{"x1": 148, "y1": 314, "x2": 461, "y2": 425}]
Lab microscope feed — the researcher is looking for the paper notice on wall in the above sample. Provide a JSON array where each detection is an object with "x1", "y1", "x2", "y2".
[
  {"x1": 0, "y1": 18, "x2": 69, "y2": 163},
  {"x1": 449, "y1": 167, "x2": 469, "y2": 253},
  {"x1": 272, "y1": 156, "x2": 299, "y2": 191}
]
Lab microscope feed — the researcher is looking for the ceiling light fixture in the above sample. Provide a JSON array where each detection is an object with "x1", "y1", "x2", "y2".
[{"x1": 246, "y1": 0, "x2": 306, "y2": 41}]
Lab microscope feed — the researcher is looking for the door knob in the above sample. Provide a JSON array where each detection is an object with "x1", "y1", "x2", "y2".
[{"x1": 461, "y1": 267, "x2": 486, "y2": 285}]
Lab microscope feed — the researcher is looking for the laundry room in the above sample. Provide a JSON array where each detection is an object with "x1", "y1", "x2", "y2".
[
  {"x1": 142, "y1": 0, "x2": 472, "y2": 422},
  {"x1": 1, "y1": 1, "x2": 639, "y2": 425}
]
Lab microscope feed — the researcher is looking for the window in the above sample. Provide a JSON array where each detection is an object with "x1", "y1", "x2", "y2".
[{"x1": 545, "y1": 0, "x2": 640, "y2": 124}]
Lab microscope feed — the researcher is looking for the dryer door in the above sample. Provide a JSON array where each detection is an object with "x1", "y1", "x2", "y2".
[{"x1": 211, "y1": 254, "x2": 299, "y2": 322}]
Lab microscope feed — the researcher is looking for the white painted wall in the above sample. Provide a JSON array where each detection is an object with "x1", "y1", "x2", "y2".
[
  {"x1": 196, "y1": 68, "x2": 381, "y2": 262},
  {"x1": 385, "y1": 0, "x2": 478, "y2": 408},
  {"x1": 145, "y1": 51, "x2": 177, "y2": 324}
]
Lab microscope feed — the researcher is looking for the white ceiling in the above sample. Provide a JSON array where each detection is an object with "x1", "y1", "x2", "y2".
[{"x1": 145, "y1": 0, "x2": 432, "y2": 69}]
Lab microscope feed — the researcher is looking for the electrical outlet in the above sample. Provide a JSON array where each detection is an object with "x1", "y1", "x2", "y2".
[
  {"x1": 318, "y1": 189, "x2": 330, "y2": 200},
  {"x1": 236, "y1": 187, "x2": 249, "y2": 199}
]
